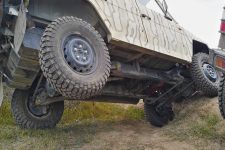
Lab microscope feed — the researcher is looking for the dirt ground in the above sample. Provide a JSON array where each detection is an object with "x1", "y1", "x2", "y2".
[
  {"x1": 1, "y1": 92, "x2": 225, "y2": 150},
  {"x1": 79, "y1": 98, "x2": 221, "y2": 150},
  {"x1": 62, "y1": 93, "x2": 225, "y2": 150},
  {"x1": 80, "y1": 121, "x2": 195, "y2": 150}
]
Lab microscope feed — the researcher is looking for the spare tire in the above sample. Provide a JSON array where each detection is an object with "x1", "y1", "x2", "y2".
[
  {"x1": 190, "y1": 52, "x2": 221, "y2": 97},
  {"x1": 39, "y1": 17, "x2": 110, "y2": 99}
]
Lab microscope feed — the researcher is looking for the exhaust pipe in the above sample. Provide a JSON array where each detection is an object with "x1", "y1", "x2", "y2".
[{"x1": 110, "y1": 61, "x2": 184, "y2": 83}]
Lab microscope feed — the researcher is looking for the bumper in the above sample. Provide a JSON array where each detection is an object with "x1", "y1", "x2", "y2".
[{"x1": 209, "y1": 49, "x2": 225, "y2": 74}]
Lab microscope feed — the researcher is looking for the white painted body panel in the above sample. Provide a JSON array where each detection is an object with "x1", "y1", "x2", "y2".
[{"x1": 88, "y1": 0, "x2": 208, "y2": 64}]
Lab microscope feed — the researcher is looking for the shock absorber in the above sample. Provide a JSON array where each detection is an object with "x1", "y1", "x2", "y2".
[{"x1": 219, "y1": 6, "x2": 225, "y2": 49}]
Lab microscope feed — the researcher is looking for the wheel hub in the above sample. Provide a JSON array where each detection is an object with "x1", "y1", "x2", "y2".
[
  {"x1": 156, "y1": 106, "x2": 166, "y2": 118},
  {"x1": 63, "y1": 36, "x2": 96, "y2": 74},
  {"x1": 28, "y1": 98, "x2": 48, "y2": 116},
  {"x1": 202, "y1": 63, "x2": 218, "y2": 82}
]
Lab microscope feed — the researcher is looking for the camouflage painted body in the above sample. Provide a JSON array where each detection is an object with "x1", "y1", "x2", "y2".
[
  {"x1": 12, "y1": 0, "x2": 207, "y2": 64},
  {"x1": 88, "y1": 0, "x2": 206, "y2": 64}
]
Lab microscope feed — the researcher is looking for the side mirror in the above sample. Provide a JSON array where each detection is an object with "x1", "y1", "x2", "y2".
[{"x1": 162, "y1": 0, "x2": 172, "y2": 21}]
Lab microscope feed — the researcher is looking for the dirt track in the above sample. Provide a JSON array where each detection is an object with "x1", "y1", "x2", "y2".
[
  {"x1": 1, "y1": 92, "x2": 225, "y2": 150},
  {"x1": 64, "y1": 93, "x2": 225, "y2": 150},
  {"x1": 79, "y1": 94, "x2": 223, "y2": 150}
]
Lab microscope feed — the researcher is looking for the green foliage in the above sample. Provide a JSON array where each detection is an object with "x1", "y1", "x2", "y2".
[
  {"x1": 0, "y1": 96, "x2": 146, "y2": 149},
  {"x1": 192, "y1": 114, "x2": 221, "y2": 138},
  {"x1": 192, "y1": 123, "x2": 215, "y2": 138},
  {"x1": 124, "y1": 106, "x2": 145, "y2": 121},
  {"x1": 165, "y1": 97, "x2": 223, "y2": 144},
  {"x1": 0, "y1": 99, "x2": 15, "y2": 125},
  {"x1": 62, "y1": 102, "x2": 145, "y2": 124}
]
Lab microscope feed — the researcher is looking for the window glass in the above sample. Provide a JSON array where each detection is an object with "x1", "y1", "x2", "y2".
[
  {"x1": 146, "y1": 0, "x2": 164, "y2": 15},
  {"x1": 137, "y1": 0, "x2": 149, "y2": 6}
]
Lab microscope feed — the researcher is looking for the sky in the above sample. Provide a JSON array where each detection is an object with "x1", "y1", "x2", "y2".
[{"x1": 145, "y1": 0, "x2": 224, "y2": 48}]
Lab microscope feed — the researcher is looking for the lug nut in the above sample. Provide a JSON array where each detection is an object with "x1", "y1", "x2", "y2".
[
  {"x1": 83, "y1": 57, "x2": 87, "y2": 61},
  {"x1": 76, "y1": 56, "x2": 80, "y2": 59},
  {"x1": 84, "y1": 51, "x2": 88, "y2": 54},
  {"x1": 74, "y1": 48, "x2": 77, "y2": 52},
  {"x1": 79, "y1": 45, "x2": 82, "y2": 49}
]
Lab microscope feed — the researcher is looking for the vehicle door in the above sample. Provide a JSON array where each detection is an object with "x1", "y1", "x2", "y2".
[
  {"x1": 136, "y1": 0, "x2": 192, "y2": 63},
  {"x1": 95, "y1": 0, "x2": 147, "y2": 48}
]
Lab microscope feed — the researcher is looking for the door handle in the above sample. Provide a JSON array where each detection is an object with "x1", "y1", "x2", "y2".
[{"x1": 141, "y1": 14, "x2": 151, "y2": 20}]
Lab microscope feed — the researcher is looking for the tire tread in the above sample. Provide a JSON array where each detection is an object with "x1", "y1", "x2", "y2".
[
  {"x1": 11, "y1": 89, "x2": 64, "y2": 129},
  {"x1": 39, "y1": 16, "x2": 110, "y2": 99},
  {"x1": 189, "y1": 53, "x2": 219, "y2": 97}
]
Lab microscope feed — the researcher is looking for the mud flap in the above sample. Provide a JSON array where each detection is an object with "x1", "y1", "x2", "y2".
[
  {"x1": 0, "y1": 73, "x2": 3, "y2": 107},
  {"x1": 14, "y1": 0, "x2": 27, "y2": 53}
]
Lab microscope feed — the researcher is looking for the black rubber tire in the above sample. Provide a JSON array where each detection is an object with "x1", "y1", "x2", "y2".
[
  {"x1": 218, "y1": 75, "x2": 225, "y2": 119},
  {"x1": 144, "y1": 103, "x2": 174, "y2": 127},
  {"x1": 39, "y1": 16, "x2": 110, "y2": 99},
  {"x1": 11, "y1": 89, "x2": 64, "y2": 129},
  {"x1": 190, "y1": 52, "x2": 221, "y2": 97}
]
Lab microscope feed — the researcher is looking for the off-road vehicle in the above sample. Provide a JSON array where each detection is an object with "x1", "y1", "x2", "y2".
[
  {"x1": 209, "y1": 6, "x2": 225, "y2": 120},
  {"x1": 0, "y1": 0, "x2": 221, "y2": 129}
]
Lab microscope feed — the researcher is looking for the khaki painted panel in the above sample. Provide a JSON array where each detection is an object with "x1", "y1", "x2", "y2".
[
  {"x1": 95, "y1": 0, "x2": 147, "y2": 47},
  {"x1": 136, "y1": 1, "x2": 191, "y2": 62},
  {"x1": 180, "y1": 33, "x2": 193, "y2": 61},
  {"x1": 88, "y1": 0, "x2": 208, "y2": 64},
  {"x1": 137, "y1": 2, "x2": 180, "y2": 33},
  {"x1": 100, "y1": 0, "x2": 139, "y2": 15},
  {"x1": 179, "y1": 26, "x2": 206, "y2": 44}
]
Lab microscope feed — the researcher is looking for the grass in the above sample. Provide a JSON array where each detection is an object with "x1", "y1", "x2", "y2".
[
  {"x1": 192, "y1": 113, "x2": 220, "y2": 138},
  {"x1": 2, "y1": 88, "x2": 225, "y2": 149},
  {"x1": 0, "y1": 87, "x2": 146, "y2": 149},
  {"x1": 165, "y1": 94, "x2": 225, "y2": 147},
  {"x1": 62, "y1": 101, "x2": 145, "y2": 124}
]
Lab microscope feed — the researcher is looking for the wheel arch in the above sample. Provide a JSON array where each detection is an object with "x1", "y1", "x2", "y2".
[
  {"x1": 193, "y1": 40, "x2": 209, "y2": 55},
  {"x1": 25, "y1": 0, "x2": 111, "y2": 40}
]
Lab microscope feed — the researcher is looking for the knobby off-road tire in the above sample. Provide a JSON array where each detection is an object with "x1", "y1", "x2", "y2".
[
  {"x1": 190, "y1": 52, "x2": 221, "y2": 97},
  {"x1": 144, "y1": 103, "x2": 174, "y2": 127},
  {"x1": 11, "y1": 89, "x2": 64, "y2": 129},
  {"x1": 39, "y1": 16, "x2": 110, "y2": 99},
  {"x1": 218, "y1": 76, "x2": 225, "y2": 119}
]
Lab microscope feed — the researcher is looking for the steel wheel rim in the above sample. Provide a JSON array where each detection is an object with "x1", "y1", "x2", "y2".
[
  {"x1": 61, "y1": 33, "x2": 98, "y2": 75},
  {"x1": 202, "y1": 62, "x2": 218, "y2": 83},
  {"x1": 27, "y1": 92, "x2": 52, "y2": 118}
]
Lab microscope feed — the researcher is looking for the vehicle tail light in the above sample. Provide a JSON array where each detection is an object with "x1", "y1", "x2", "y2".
[
  {"x1": 221, "y1": 21, "x2": 225, "y2": 34},
  {"x1": 220, "y1": 7, "x2": 225, "y2": 34},
  {"x1": 219, "y1": 7, "x2": 225, "y2": 49},
  {"x1": 217, "y1": 57, "x2": 223, "y2": 67},
  {"x1": 217, "y1": 57, "x2": 225, "y2": 69}
]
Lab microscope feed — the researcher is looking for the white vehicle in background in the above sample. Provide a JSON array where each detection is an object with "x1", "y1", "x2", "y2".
[{"x1": 209, "y1": 6, "x2": 225, "y2": 120}]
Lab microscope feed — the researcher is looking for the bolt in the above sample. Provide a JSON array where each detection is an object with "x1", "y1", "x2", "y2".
[
  {"x1": 74, "y1": 48, "x2": 77, "y2": 52},
  {"x1": 84, "y1": 51, "x2": 88, "y2": 54},
  {"x1": 79, "y1": 45, "x2": 82, "y2": 49},
  {"x1": 83, "y1": 57, "x2": 86, "y2": 61},
  {"x1": 38, "y1": 99, "x2": 41, "y2": 103},
  {"x1": 76, "y1": 56, "x2": 80, "y2": 60}
]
